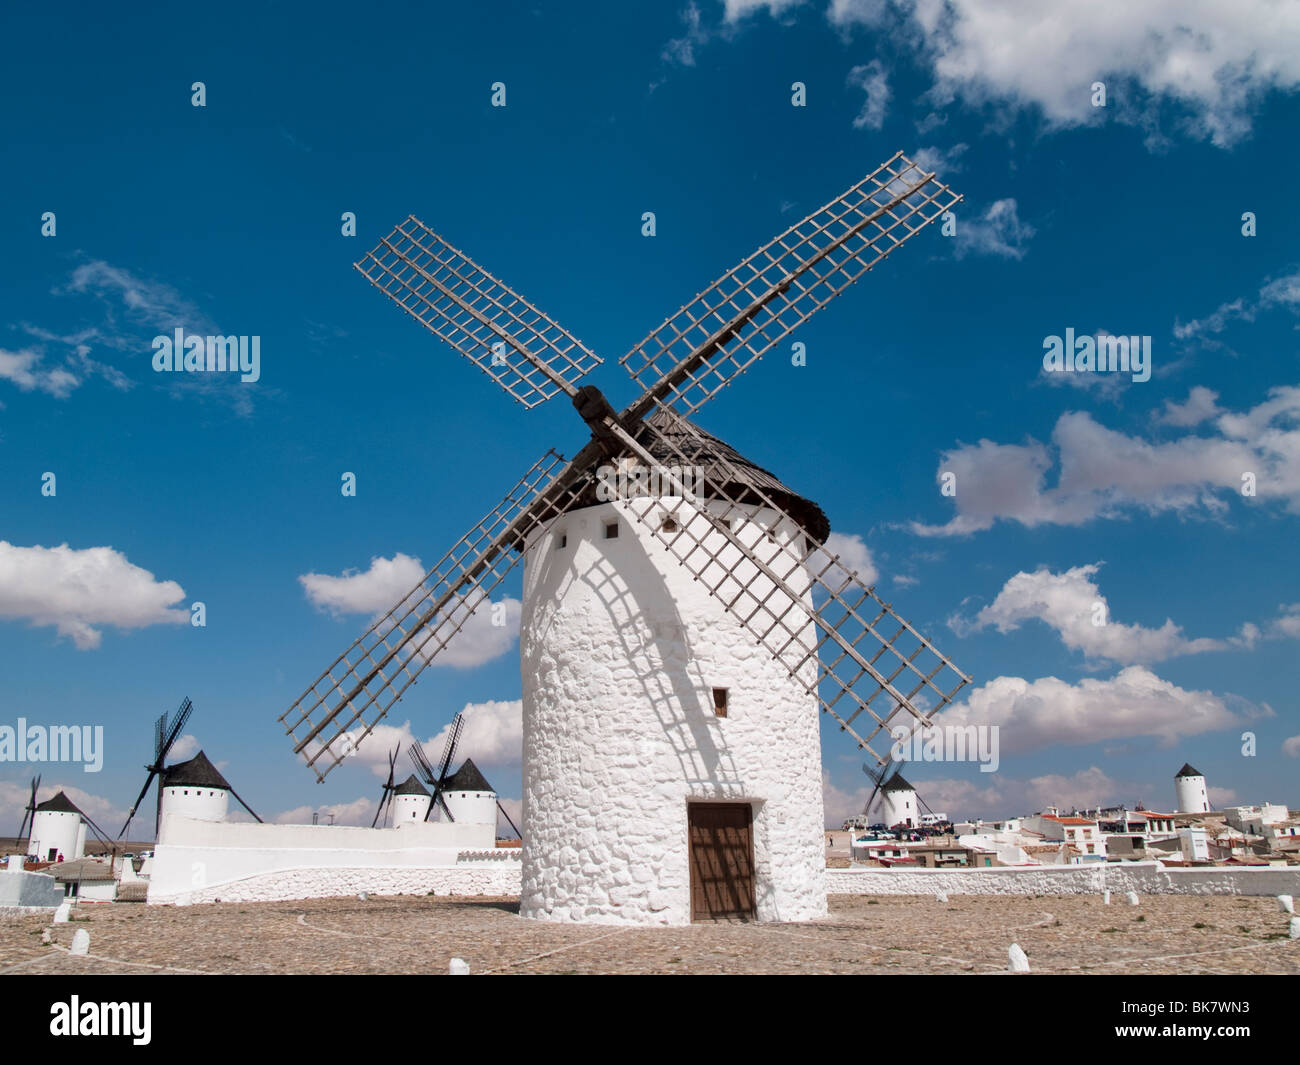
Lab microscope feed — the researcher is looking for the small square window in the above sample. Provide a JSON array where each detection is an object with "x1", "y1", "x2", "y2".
[
  {"x1": 712, "y1": 687, "x2": 728, "y2": 717},
  {"x1": 604, "y1": 521, "x2": 619, "y2": 539}
]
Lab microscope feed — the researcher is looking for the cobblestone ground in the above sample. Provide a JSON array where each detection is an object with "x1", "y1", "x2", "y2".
[{"x1": 2, "y1": 894, "x2": 1297, "y2": 975}]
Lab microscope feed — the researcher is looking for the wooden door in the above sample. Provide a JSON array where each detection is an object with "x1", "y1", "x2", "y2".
[{"x1": 688, "y1": 803, "x2": 756, "y2": 921}]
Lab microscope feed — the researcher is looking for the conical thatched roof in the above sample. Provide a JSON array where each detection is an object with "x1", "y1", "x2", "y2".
[
  {"x1": 34, "y1": 791, "x2": 83, "y2": 815},
  {"x1": 162, "y1": 751, "x2": 231, "y2": 790},
  {"x1": 394, "y1": 774, "x2": 430, "y2": 797},
  {"x1": 442, "y1": 757, "x2": 494, "y2": 794},
  {"x1": 634, "y1": 411, "x2": 830, "y2": 544}
]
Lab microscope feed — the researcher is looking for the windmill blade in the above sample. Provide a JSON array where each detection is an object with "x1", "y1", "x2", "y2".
[
  {"x1": 620, "y1": 152, "x2": 960, "y2": 421},
  {"x1": 436, "y1": 713, "x2": 466, "y2": 783},
  {"x1": 153, "y1": 712, "x2": 167, "y2": 762},
  {"x1": 862, "y1": 758, "x2": 903, "y2": 819},
  {"x1": 18, "y1": 775, "x2": 40, "y2": 840},
  {"x1": 355, "y1": 216, "x2": 602, "y2": 409},
  {"x1": 434, "y1": 790, "x2": 455, "y2": 823},
  {"x1": 607, "y1": 406, "x2": 970, "y2": 763},
  {"x1": 496, "y1": 799, "x2": 521, "y2": 840},
  {"x1": 371, "y1": 747, "x2": 398, "y2": 827},
  {"x1": 118, "y1": 769, "x2": 160, "y2": 839},
  {"x1": 281, "y1": 448, "x2": 601, "y2": 782},
  {"x1": 159, "y1": 697, "x2": 193, "y2": 761},
  {"x1": 408, "y1": 741, "x2": 436, "y2": 785}
]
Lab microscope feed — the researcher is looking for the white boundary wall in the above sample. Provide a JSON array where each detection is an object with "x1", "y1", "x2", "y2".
[
  {"x1": 148, "y1": 815, "x2": 499, "y2": 904},
  {"x1": 826, "y1": 862, "x2": 1300, "y2": 897}
]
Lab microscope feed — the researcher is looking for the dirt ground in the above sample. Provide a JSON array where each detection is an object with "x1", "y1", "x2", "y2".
[{"x1": 2, "y1": 893, "x2": 1297, "y2": 975}]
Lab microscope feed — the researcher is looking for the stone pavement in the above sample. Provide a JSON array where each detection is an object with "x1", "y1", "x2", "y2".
[{"x1": 2, "y1": 894, "x2": 1297, "y2": 975}]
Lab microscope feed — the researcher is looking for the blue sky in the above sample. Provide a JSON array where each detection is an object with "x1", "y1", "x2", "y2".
[{"x1": 2, "y1": 1, "x2": 1298, "y2": 832}]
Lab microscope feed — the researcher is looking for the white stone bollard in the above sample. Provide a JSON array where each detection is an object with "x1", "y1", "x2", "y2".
[
  {"x1": 1278, "y1": 894, "x2": 1294, "y2": 915},
  {"x1": 52, "y1": 901, "x2": 71, "y2": 924},
  {"x1": 1103, "y1": 890, "x2": 1111, "y2": 905},
  {"x1": 358, "y1": 892, "x2": 369, "y2": 901},
  {"x1": 449, "y1": 957, "x2": 470, "y2": 975},
  {"x1": 1290, "y1": 917, "x2": 1300, "y2": 941},
  {"x1": 41, "y1": 928, "x2": 50, "y2": 944},
  {"x1": 70, "y1": 929, "x2": 90, "y2": 956},
  {"x1": 6, "y1": 854, "x2": 26, "y2": 871},
  {"x1": 935, "y1": 891, "x2": 948, "y2": 903},
  {"x1": 1008, "y1": 944, "x2": 1030, "y2": 972},
  {"x1": 1126, "y1": 891, "x2": 1140, "y2": 906}
]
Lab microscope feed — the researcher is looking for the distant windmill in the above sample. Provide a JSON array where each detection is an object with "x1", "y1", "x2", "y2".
[
  {"x1": 409, "y1": 712, "x2": 465, "y2": 822},
  {"x1": 119, "y1": 697, "x2": 193, "y2": 839},
  {"x1": 408, "y1": 714, "x2": 521, "y2": 838},
  {"x1": 862, "y1": 759, "x2": 904, "y2": 821},
  {"x1": 370, "y1": 745, "x2": 401, "y2": 828},
  {"x1": 16, "y1": 774, "x2": 40, "y2": 847}
]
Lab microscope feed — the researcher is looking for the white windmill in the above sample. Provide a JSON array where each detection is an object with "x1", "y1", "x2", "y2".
[{"x1": 280, "y1": 152, "x2": 971, "y2": 925}]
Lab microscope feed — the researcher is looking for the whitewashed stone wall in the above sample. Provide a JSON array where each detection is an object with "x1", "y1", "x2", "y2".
[
  {"x1": 520, "y1": 498, "x2": 826, "y2": 926},
  {"x1": 0, "y1": 869, "x2": 63, "y2": 909},
  {"x1": 152, "y1": 859, "x2": 522, "y2": 905},
  {"x1": 827, "y1": 862, "x2": 1300, "y2": 897},
  {"x1": 148, "y1": 816, "x2": 496, "y2": 904}
]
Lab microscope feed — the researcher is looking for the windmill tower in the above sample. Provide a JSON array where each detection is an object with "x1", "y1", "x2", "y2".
[
  {"x1": 29, "y1": 791, "x2": 87, "y2": 862},
  {"x1": 160, "y1": 752, "x2": 257, "y2": 824},
  {"x1": 1174, "y1": 763, "x2": 1211, "y2": 813},
  {"x1": 279, "y1": 152, "x2": 971, "y2": 924},
  {"x1": 440, "y1": 758, "x2": 499, "y2": 827},
  {"x1": 390, "y1": 775, "x2": 432, "y2": 824},
  {"x1": 120, "y1": 699, "x2": 261, "y2": 839}
]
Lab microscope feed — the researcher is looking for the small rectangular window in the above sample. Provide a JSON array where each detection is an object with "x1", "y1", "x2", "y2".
[
  {"x1": 662, "y1": 517, "x2": 678, "y2": 533},
  {"x1": 556, "y1": 532, "x2": 567, "y2": 549},
  {"x1": 604, "y1": 521, "x2": 619, "y2": 539},
  {"x1": 712, "y1": 687, "x2": 728, "y2": 717}
]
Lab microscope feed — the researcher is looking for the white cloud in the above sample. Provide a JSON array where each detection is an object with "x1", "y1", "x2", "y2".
[
  {"x1": 426, "y1": 699, "x2": 523, "y2": 770},
  {"x1": 1156, "y1": 386, "x2": 1223, "y2": 426},
  {"x1": 847, "y1": 60, "x2": 890, "y2": 130},
  {"x1": 911, "y1": 142, "x2": 968, "y2": 175},
  {"x1": 935, "y1": 665, "x2": 1256, "y2": 754},
  {"x1": 814, "y1": 531, "x2": 880, "y2": 586},
  {"x1": 273, "y1": 796, "x2": 375, "y2": 827},
  {"x1": 724, "y1": 0, "x2": 805, "y2": 18},
  {"x1": 300, "y1": 553, "x2": 426, "y2": 617},
  {"x1": 299, "y1": 553, "x2": 522, "y2": 670},
  {"x1": 1176, "y1": 269, "x2": 1300, "y2": 340},
  {"x1": 661, "y1": 2, "x2": 707, "y2": 66},
  {"x1": 952, "y1": 198, "x2": 1034, "y2": 260},
  {"x1": 1281, "y1": 735, "x2": 1300, "y2": 757},
  {"x1": 0, "y1": 542, "x2": 187, "y2": 649},
  {"x1": 1207, "y1": 785, "x2": 1238, "y2": 805},
  {"x1": 63, "y1": 260, "x2": 212, "y2": 334},
  {"x1": 958, "y1": 563, "x2": 1249, "y2": 665},
  {"x1": 329, "y1": 698, "x2": 524, "y2": 787},
  {"x1": 167, "y1": 734, "x2": 200, "y2": 762},
  {"x1": 829, "y1": 1, "x2": 1300, "y2": 148},
  {"x1": 911, "y1": 387, "x2": 1300, "y2": 536},
  {"x1": 0, "y1": 348, "x2": 80, "y2": 397}
]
